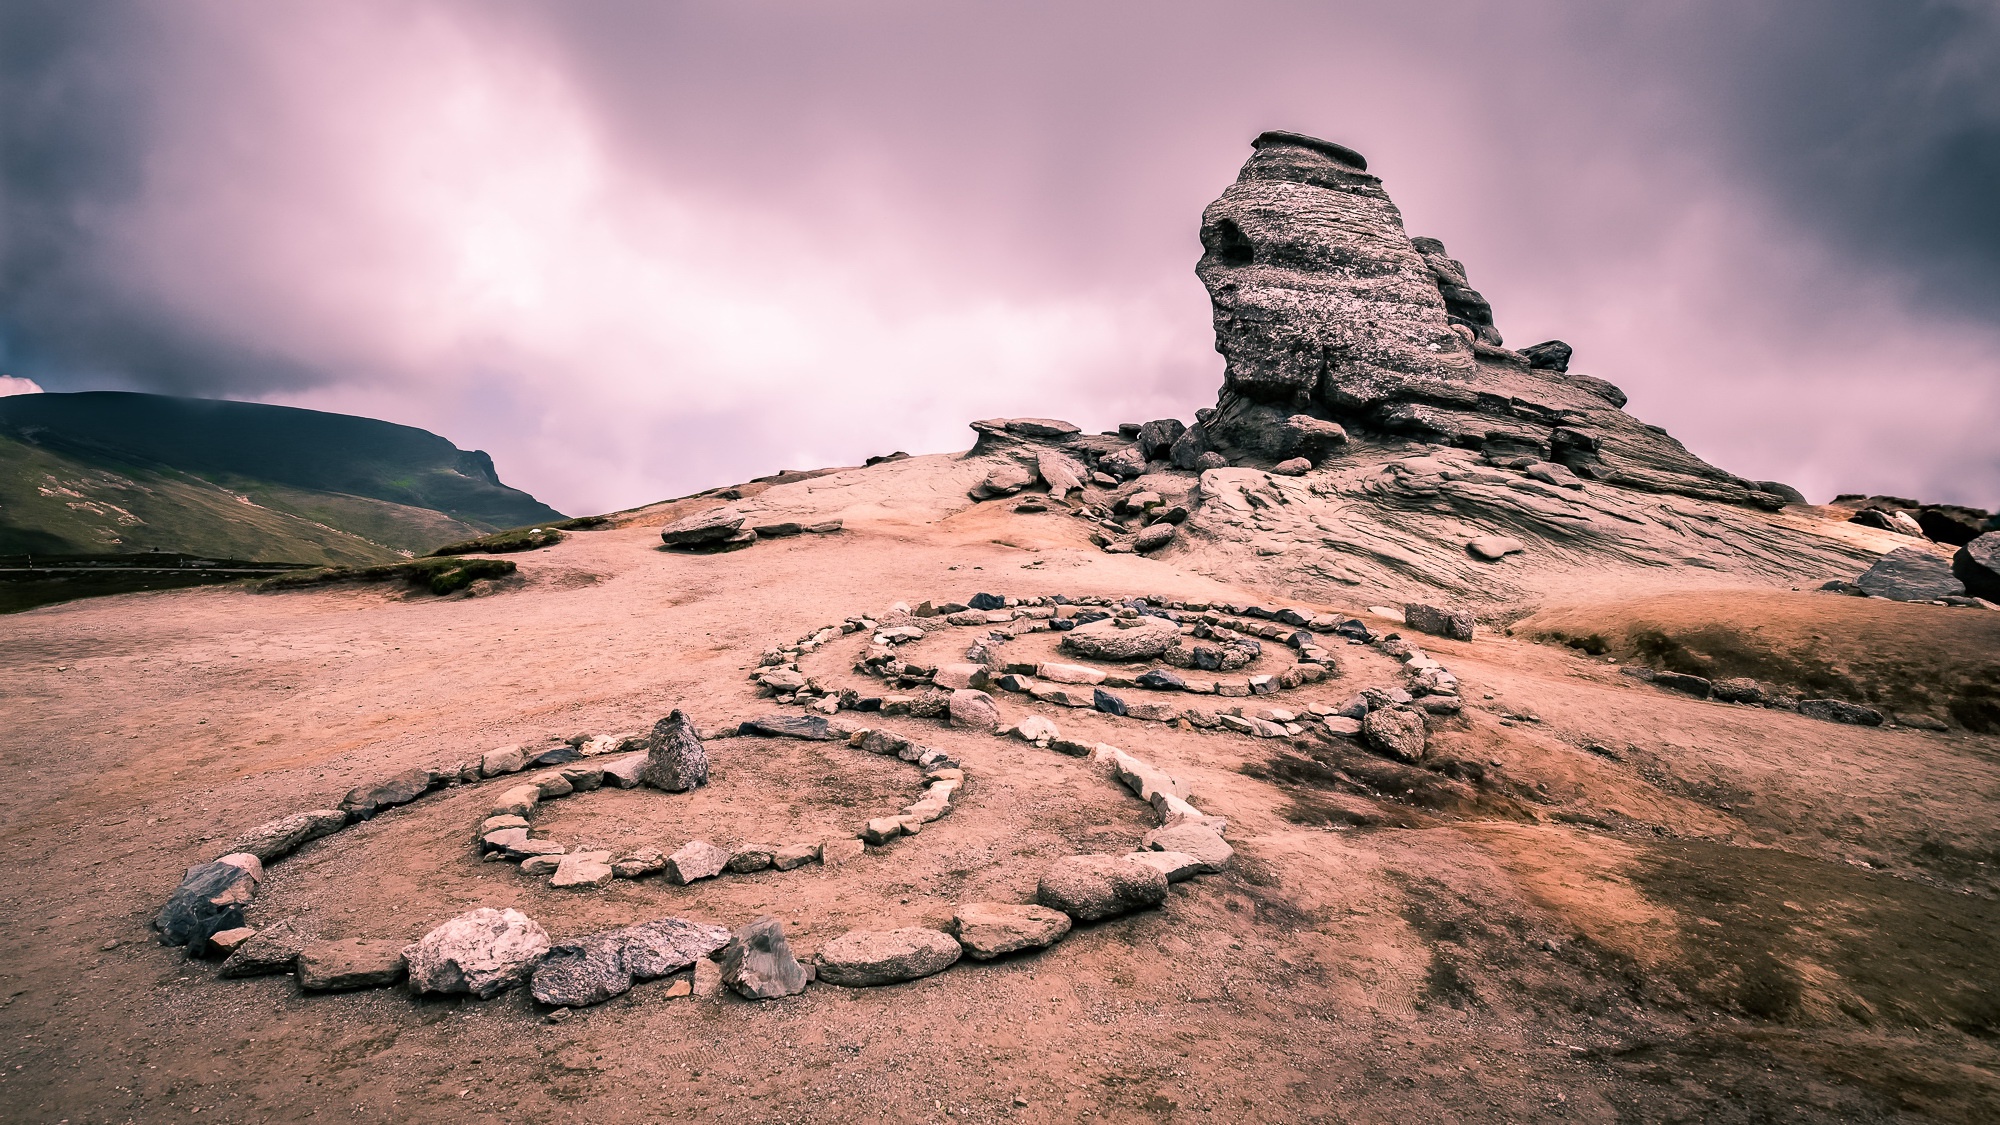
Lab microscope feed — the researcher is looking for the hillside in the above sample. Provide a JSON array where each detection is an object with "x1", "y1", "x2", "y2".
[{"x1": 0, "y1": 392, "x2": 564, "y2": 562}]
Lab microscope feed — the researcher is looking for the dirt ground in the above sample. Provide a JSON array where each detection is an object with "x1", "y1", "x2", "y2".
[{"x1": 3, "y1": 509, "x2": 1997, "y2": 1124}]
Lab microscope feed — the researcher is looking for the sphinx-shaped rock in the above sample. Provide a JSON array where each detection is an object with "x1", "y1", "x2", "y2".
[{"x1": 1193, "y1": 129, "x2": 1791, "y2": 510}]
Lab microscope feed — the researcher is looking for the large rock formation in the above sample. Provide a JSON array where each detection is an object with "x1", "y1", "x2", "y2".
[{"x1": 1194, "y1": 130, "x2": 1793, "y2": 511}]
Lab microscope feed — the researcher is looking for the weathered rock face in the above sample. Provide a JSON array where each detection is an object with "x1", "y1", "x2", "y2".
[
  {"x1": 225, "y1": 810, "x2": 348, "y2": 863},
  {"x1": 403, "y1": 908, "x2": 550, "y2": 998},
  {"x1": 297, "y1": 939, "x2": 407, "y2": 991},
  {"x1": 1194, "y1": 130, "x2": 1790, "y2": 510}
]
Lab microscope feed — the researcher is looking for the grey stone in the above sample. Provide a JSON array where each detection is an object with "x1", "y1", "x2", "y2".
[
  {"x1": 480, "y1": 744, "x2": 528, "y2": 777},
  {"x1": 155, "y1": 856, "x2": 261, "y2": 954},
  {"x1": 1711, "y1": 678, "x2": 1769, "y2": 705},
  {"x1": 1799, "y1": 699, "x2": 1884, "y2": 726},
  {"x1": 1140, "y1": 824, "x2": 1233, "y2": 872},
  {"x1": 601, "y1": 752, "x2": 647, "y2": 789},
  {"x1": 404, "y1": 908, "x2": 550, "y2": 998},
  {"x1": 225, "y1": 809, "x2": 348, "y2": 863},
  {"x1": 1953, "y1": 533, "x2": 2000, "y2": 600},
  {"x1": 297, "y1": 939, "x2": 407, "y2": 991},
  {"x1": 1133, "y1": 523, "x2": 1177, "y2": 553},
  {"x1": 550, "y1": 851, "x2": 615, "y2": 889},
  {"x1": 727, "y1": 844, "x2": 778, "y2": 873},
  {"x1": 1402, "y1": 603, "x2": 1475, "y2": 642},
  {"x1": 1520, "y1": 340, "x2": 1572, "y2": 371},
  {"x1": 948, "y1": 689, "x2": 1002, "y2": 733},
  {"x1": 1361, "y1": 708, "x2": 1426, "y2": 762},
  {"x1": 1060, "y1": 615, "x2": 1181, "y2": 661},
  {"x1": 530, "y1": 917, "x2": 732, "y2": 1007},
  {"x1": 217, "y1": 920, "x2": 305, "y2": 978},
  {"x1": 814, "y1": 928, "x2": 961, "y2": 986},
  {"x1": 1035, "y1": 855, "x2": 1169, "y2": 923},
  {"x1": 667, "y1": 840, "x2": 732, "y2": 884},
  {"x1": 950, "y1": 903, "x2": 1073, "y2": 959},
  {"x1": 741, "y1": 714, "x2": 840, "y2": 740},
  {"x1": 641, "y1": 710, "x2": 709, "y2": 792},
  {"x1": 1137, "y1": 419, "x2": 1187, "y2": 461},
  {"x1": 660, "y1": 508, "x2": 746, "y2": 547},
  {"x1": 1857, "y1": 547, "x2": 1967, "y2": 602},
  {"x1": 719, "y1": 916, "x2": 809, "y2": 999}
]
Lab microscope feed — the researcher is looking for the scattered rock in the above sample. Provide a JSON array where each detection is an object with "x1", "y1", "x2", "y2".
[
  {"x1": 667, "y1": 840, "x2": 732, "y2": 884},
  {"x1": 950, "y1": 903, "x2": 1073, "y2": 959},
  {"x1": 1140, "y1": 824, "x2": 1233, "y2": 872},
  {"x1": 815, "y1": 928, "x2": 961, "y2": 986},
  {"x1": 948, "y1": 689, "x2": 1002, "y2": 733},
  {"x1": 296, "y1": 939, "x2": 407, "y2": 992},
  {"x1": 1060, "y1": 615, "x2": 1181, "y2": 661},
  {"x1": 551, "y1": 851, "x2": 615, "y2": 889},
  {"x1": 641, "y1": 710, "x2": 709, "y2": 792},
  {"x1": 1465, "y1": 536, "x2": 1525, "y2": 561},
  {"x1": 480, "y1": 745, "x2": 529, "y2": 777},
  {"x1": 1799, "y1": 699, "x2": 1885, "y2": 726},
  {"x1": 719, "y1": 916, "x2": 810, "y2": 1000},
  {"x1": 1133, "y1": 523, "x2": 1177, "y2": 553},
  {"x1": 1035, "y1": 854, "x2": 1170, "y2": 923},
  {"x1": 1855, "y1": 546, "x2": 1966, "y2": 602},
  {"x1": 218, "y1": 920, "x2": 305, "y2": 978},
  {"x1": 1402, "y1": 603, "x2": 1475, "y2": 642},
  {"x1": 404, "y1": 908, "x2": 551, "y2": 998},
  {"x1": 1361, "y1": 708, "x2": 1426, "y2": 763},
  {"x1": 226, "y1": 809, "x2": 349, "y2": 863}
]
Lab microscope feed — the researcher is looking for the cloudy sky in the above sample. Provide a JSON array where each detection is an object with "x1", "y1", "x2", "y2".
[{"x1": 4, "y1": 1, "x2": 1997, "y2": 514}]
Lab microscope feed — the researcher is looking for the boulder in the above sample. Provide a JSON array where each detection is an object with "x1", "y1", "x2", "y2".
[
  {"x1": 403, "y1": 908, "x2": 551, "y2": 998},
  {"x1": 972, "y1": 460, "x2": 1036, "y2": 499},
  {"x1": 225, "y1": 809, "x2": 349, "y2": 863},
  {"x1": 933, "y1": 663, "x2": 991, "y2": 690},
  {"x1": 640, "y1": 710, "x2": 709, "y2": 792},
  {"x1": 1139, "y1": 824, "x2": 1233, "y2": 872},
  {"x1": 1035, "y1": 450, "x2": 1087, "y2": 497},
  {"x1": 1520, "y1": 340, "x2": 1572, "y2": 371},
  {"x1": 1133, "y1": 523, "x2": 1177, "y2": 553},
  {"x1": 1361, "y1": 708, "x2": 1426, "y2": 762},
  {"x1": 727, "y1": 844, "x2": 778, "y2": 873},
  {"x1": 1855, "y1": 547, "x2": 1965, "y2": 602},
  {"x1": 340, "y1": 768, "x2": 435, "y2": 819},
  {"x1": 600, "y1": 752, "x2": 647, "y2": 789},
  {"x1": 480, "y1": 744, "x2": 529, "y2": 777},
  {"x1": 719, "y1": 916, "x2": 810, "y2": 1000},
  {"x1": 297, "y1": 939, "x2": 407, "y2": 991},
  {"x1": 1798, "y1": 699, "x2": 1885, "y2": 726},
  {"x1": 948, "y1": 689, "x2": 1002, "y2": 733},
  {"x1": 667, "y1": 840, "x2": 732, "y2": 884},
  {"x1": 154, "y1": 857, "x2": 262, "y2": 953},
  {"x1": 1060, "y1": 616, "x2": 1182, "y2": 661},
  {"x1": 1093, "y1": 689, "x2": 1128, "y2": 716},
  {"x1": 1954, "y1": 533, "x2": 2000, "y2": 600},
  {"x1": 950, "y1": 903, "x2": 1073, "y2": 960},
  {"x1": 1137, "y1": 418, "x2": 1187, "y2": 461},
  {"x1": 741, "y1": 714, "x2": 838, "y2": 740},
  {"x1": 814, "y1": 928, "x2": 962, "y2": 986},
  {"x1": 1005, "y1": 417, "x2": 1081, "y2": 440},
  {"x1": 1272, "y1": 457, "x2": 1311, "y2": 476},
  {"x1": 550, "y1": 851, "x2": 615, "y2": 889},
  {"x1": 1402, "y1": 603, "x2": 1475, "y2": 642},
  {"x1": 218, "y1": 920, "x2": 306, "y2": 978},
  {"x1": 1035, "y1": 854, "x2": 1170, "y2": 923},
  {"x1": 207, "y1": 927, "x2": 255, "y2": 954},
  {"x1": 490, "y1": 785, "x2": 541, "y2": 817},
  {"x1": 1466, "y1": 536, "x2": 1525, "y2": 561},
  {"x1": 660, "y1": 508, "x2": 746, "y2": 547},
  {"x1": 530, "y1": 917, "x2": 732, "y2": 1007}
]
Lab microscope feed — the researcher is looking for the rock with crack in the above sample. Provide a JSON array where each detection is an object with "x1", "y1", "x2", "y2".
[
  {"x1": 404, "y1": 908, "x2": 551, "y2": 998},
  {"x1": 550, "y1": 851, "x2": 615, "y2": 889},
  {"x1": 950, "y1": 903, "x2": 1073, "y2": 959},
  {"x1": 660, "y1": 508, "x2": 746, "y2": 549},
  {"x1": 1140, "y1": 824, "x2": 1233, "y2": 872},
  {"x1": 1035, "y1": 854, "x2": 1170, "y2": 923},
  {"x1": 1402, "y1": 603, "x2": 1475, "y2": 641},
  {"x1": 719, "y1": 916, "x2": 810, "y2": 999},
  {"x1": 641, "y1": 710, "x2": 709, "y2": 792},
  {"x1": 814, "y1": 928, "x2": 962, "y2": 986},
  {"x1": 741, "y1": 714, "x2": 839, "y2": 740},
  {"x1": 948, "y1": 688, "x2": 1002, "y2": 732}
]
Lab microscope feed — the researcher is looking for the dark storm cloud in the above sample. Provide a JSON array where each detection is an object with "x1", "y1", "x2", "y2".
[{"x1": 1, "y1": 1, "x2": 1994, "y2": 511}]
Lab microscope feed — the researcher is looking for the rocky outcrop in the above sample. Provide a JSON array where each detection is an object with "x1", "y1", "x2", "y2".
[{"x1": 1192, "y1": 130, "x2": 1794, "y2": 510}]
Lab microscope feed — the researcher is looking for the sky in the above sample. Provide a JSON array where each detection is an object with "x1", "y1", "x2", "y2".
[{"x1": 4, "y1": 1, "x2": 1997, "y2": 516}]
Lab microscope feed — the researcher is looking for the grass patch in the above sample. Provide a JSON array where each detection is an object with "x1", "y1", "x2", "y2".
[
  {"x1": 425, "y1": 516, "x2": 608, "y2": 557},
  {"x1": 256, "y1": 556, "x2": 516, "y2": 596}
]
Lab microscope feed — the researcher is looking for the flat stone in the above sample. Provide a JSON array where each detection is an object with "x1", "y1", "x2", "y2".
[
  {"x1": 1125, "y1": 850, "x2": 1204, "y2": 883},
  {"x1": 772, "y1": 844, "x2": 819, "y2": 871},
  {"x1": 551, "y1": 851, "x2": 615, "y2": 889},
  {"x1": 403, "y1": 907, "x2": 551, "y2": 998},
  {"x1": 600, "y1": 752, "x2": 647, "y2": 789},
  {"x1": 815, "y1": 927, "x2": 962, "y2": 986},
  {"x1": 741, "y1": 714, "x2": 839, "y2": 741},
  {"x1": 667, "y1": 840, "x2": 732, "y2": 884},
  {"x1": 719, "y1": 916, "x2": 809, "y2": 1000},
  {"x1": 659, "y1": 507, "x2": 746, "y2": 547},
  {"x1": 1014, "y1": 715, "x2": 1060, "y2": 743},
  {"x1": 480, "y1": 744, "x2": 528, "y2": 777},
  {"x1": 218, "y1": 920, "x2": 305, "y2": 978},
  {"x1": 226, "y1": 809, "x2": 349, "y2": 863},
  {"x1": 529, "y1": 772, "x2": 574, "y2": 799},
  {"x1": 521, "y1": 855, "x2": 562, "y2": 876},
  {"x1": 862, "y1": 817, "x2": 906, "y2": 845},
  {"x1": 1799, "y1": 699, "x2": 1885, "y2": 726},
  {"x1": 1060, "y1": 615, "x2": 1182, "y2": 661},
  {"x1": 1466, "y1": 535, "x2": 1525, "y2": 561},
  {"x1": 208, "y1": 926, "x2": 256, "y2": 954},
  {"x1": 489, "y1": 785, "x2": 542, "y2": 818},
  {"x1": 1035, "y1": 854, "x2": 1170, "y2": 923},
  {"x1": 611, "y1": 847, "x2": 667, "y2": 879},
  {"x1": 478, "y1": 815, "x2": 529, "y2": 840},
  {"x1": 1140, "y1": 824, "x2": 1233, "y2": 872},
  {"x1": 1361, "y1": 708, "x2": 1426, "y2": 762},
  {"x1": 641, "y1": 710, "x2": 710, "y2": 791},
  {"x1": 340, "y1": 768, "x2": 435, "y2": 819},
  {"x1": 1654, "y1": 672, "x2": 1713, "y2": 698},
  {"x1": 693, "y1": 956, "x2": 725, "y2": 998},
  {"x1": 727, "y1": 844, "x2": 778, "y2": 873},
  {"x1": 297, "y1": 939, "x2": 407, "y2": 991},
  {"x1": 821, "y1": 838, "x2": 866, "y2": 866},
  {"x1": 933, "y1": 663, "x2": 991, "y2": 690},
  {"x1": 951, "y1": 903, "x2": 1072, "y2": 959},
  {"x1": 1037, "y1": 662, "x2": 1107, "y2": 685}
]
